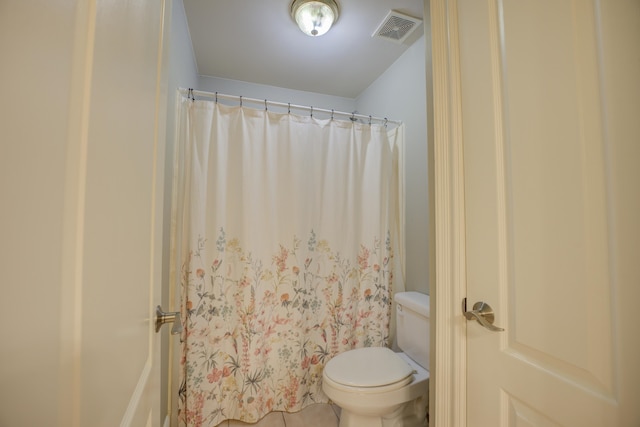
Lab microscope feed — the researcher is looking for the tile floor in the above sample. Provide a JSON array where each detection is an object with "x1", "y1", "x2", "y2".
[{"x1": 215, "y1": 403, "x2": 341, "y2": 427}]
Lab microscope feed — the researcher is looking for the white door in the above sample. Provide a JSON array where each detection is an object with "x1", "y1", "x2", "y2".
[
  {"x1": 64, "y1": 1, "x2": 170, "y2": 425},
  {"x1": 447, "y1": 0, "x2": 640, "y2": 426},
  {"x1": 0, "y1": 0, "x2": 168, "y2": 425}
]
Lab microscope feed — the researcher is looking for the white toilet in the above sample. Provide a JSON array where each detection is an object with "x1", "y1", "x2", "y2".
[{"x1": 322, "y1": 291, "x2": 430, "y2": 427}]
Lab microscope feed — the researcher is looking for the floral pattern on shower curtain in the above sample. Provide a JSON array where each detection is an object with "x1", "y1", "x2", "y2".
[{"x1": 173, "y1": 99, "x2": 404, "y2": 426}]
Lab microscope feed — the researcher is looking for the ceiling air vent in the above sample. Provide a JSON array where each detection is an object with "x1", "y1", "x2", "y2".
[{"x1": 372, "y1": 10, "x2": 422, "y2": 44}]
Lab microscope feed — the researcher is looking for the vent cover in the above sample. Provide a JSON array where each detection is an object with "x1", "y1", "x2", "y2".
[{"x1": 372, "y1": 10, "x2": 422, "y2": 44}]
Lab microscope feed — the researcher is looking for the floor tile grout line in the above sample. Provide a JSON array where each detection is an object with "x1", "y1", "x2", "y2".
[{"x1": 215, "y1": 403, "x2": 341, "y2": 427}]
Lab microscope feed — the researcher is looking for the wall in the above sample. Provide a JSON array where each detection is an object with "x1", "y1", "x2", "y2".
[
  {"x1": 356, "y1": 35, "x2": 429, "y2": 294},
  {"x1": 197, "y1": 75, "x2": 356, "y2": 116},
  {"x1": 0, "y1": 1, "x2": 76, "y2": 425}
]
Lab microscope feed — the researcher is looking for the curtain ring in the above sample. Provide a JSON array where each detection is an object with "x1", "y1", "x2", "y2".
[
  {"x1": 215, "y1": 92, "x2": 218, "y2": 103},
  {"x1": 288, "y1": 103, "x2": 291, "y2": 114},
  {"x1": 310, "y1": 106, "x2": 313, "y2": 118},
  {"x1": 331, "y1": 109, "x2": 334, "y2": 120},
  {"x1": 265, "y1": 99, "x2": 268, "y2": 111},
  {"x1": 240, "y1": 96, "x2": 243, "y2": 107},
  {"x1": 384, "y1": 118, "x2": 388, "y2": 128},
  {"x1": 369, "y1": 115, "x2": 372, "y2": 125}
]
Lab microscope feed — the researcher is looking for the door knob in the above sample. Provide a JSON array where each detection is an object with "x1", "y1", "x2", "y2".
[
  {"x1": 155, "y1": 305, "x2": 182, "y2": 335},
  {"x1": 462, "y1": 298, "x2": 504, "y2": 332}
]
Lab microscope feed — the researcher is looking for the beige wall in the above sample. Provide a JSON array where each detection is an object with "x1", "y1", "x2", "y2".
[{"x1": 0, "y1": 1, "x2": 76, "y2": 424}]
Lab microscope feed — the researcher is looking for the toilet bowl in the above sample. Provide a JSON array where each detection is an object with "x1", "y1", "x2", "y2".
[{"x1": 322, "y1": 292, "x2": 430, "y2": 427}]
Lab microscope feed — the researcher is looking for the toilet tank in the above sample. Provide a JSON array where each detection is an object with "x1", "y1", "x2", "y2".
[{"x1": 395, "y1": 291, "x2": 430, "y2": 370}]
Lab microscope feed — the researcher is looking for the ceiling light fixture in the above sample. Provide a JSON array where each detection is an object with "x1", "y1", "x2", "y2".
[{"x1": 291, "y1": 0, "x2": 340, "y2": 37}]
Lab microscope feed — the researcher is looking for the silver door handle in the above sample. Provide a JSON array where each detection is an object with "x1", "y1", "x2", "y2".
[
  {"x1": 155, "y1": 305, "x2": 182, "y2": 335},
  {"x1": 462, "y1": 298, "x2": 504, "y2": 332}
]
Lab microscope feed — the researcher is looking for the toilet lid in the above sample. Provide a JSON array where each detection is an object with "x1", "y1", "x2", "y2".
[{"x1": 324, "y1": 347, "x2": 414, "y2": 388}]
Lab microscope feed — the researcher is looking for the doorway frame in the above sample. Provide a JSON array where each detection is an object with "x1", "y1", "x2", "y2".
[{"x1": 426, "y1": 0, "x2": 467, "y2": 426}]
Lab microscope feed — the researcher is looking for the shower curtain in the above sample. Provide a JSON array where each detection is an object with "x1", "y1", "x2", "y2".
[{"x1": 172, "y1": 97, "x2": 404, "y2": 426}]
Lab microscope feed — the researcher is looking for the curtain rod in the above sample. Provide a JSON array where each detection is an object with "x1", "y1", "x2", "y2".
[{"x1": 179, "y1": 88, "x2": 401, "y2": 126}]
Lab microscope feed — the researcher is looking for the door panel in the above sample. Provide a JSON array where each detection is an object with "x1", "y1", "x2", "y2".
[
  {"x1": 501, "y1": 0, "x2": 613, "y2": 394},
  {"x1": 506, "y1": 394, "x2": 562, "y2": 427},
  {"x1": 458, "y1": 0, "x2": 638, "y2": 425},
  {"x1": 67, "y1": 0, "x2": 168, "y2": 425}
]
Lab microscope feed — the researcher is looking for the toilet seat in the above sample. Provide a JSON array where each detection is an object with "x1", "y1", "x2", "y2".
[{"x1": 323, "y1": 347, "x2": 414, "y2": 392}]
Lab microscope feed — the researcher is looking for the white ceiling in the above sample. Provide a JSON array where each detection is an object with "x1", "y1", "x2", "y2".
[{"x1": 182, "y1": 0, "x2": 425, "y2": 99}]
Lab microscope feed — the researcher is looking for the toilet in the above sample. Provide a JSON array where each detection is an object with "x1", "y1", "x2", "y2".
[{"x1": 322, "y1": 291, "x2": 430, "y2": 427}]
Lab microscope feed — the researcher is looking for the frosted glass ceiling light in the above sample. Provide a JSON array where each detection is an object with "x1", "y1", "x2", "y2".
[{"x1": 291, "y1": 0, "x2": 339, "y2": 37}]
